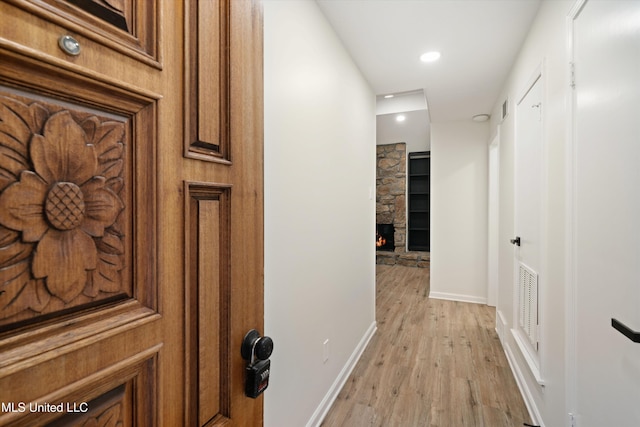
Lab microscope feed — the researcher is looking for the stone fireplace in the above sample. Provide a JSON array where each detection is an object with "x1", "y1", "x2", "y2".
[
  {"x1": 376, "y1": 223, "x2": 395, "y2": 251},
  {"x1": 376, "y1": 143, "x2": 406, "y2": 251},
  {"x1": 376, "y1": 142, "x2": 429, "y2": 268}
]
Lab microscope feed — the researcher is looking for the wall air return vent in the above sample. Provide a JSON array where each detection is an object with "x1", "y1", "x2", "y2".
[{"x1": 518, "y1": 262, "x2": 538, "y2": 348}]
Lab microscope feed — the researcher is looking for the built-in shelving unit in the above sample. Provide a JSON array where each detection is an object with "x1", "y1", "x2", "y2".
[{"x1": 408, "y1": 151, "x2": 430, "y2": 251}]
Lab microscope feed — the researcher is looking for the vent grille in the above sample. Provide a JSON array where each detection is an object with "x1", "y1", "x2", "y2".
[
  {"x1": 518, "y1": 263, "x2": 538, "y2": 347},
  {"x1": 501, "y1": 98, "x2": 509, "y2": 121}
]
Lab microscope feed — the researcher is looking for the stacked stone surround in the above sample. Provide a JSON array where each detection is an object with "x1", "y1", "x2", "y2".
[
  {"x1": 376, "y1": 250, "x2": 430, "y2": 268},
  {"x1": 376, "y1": 142, "x2": 429, "y2": 268},
  {"x1": 376, "y1": 143, "x2": 406, "y2": 249}
]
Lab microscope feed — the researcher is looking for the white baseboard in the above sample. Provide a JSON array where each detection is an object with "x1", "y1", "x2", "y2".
[
  {"x1": 305, "y1": 321, "x2": 377, "y2": 427},
  {"x1": 496, "y1": 309, "x2": 507, "y2": 343},
  {"x1": 429, "y1": 291, "x2": 488, "y2": 305},
  {"x1": 502, "y1": 339, "x2": 545, "y2": 427}
]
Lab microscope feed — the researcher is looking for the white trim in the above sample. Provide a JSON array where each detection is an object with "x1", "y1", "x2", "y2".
[
  {"x1": 537, "y1": 58, "x2": 549, "y2": 398},
  {"x1": 306, "y1": 321, "x2": 377, "y2": 427},
  {"x1": 487, "y1": 128, "x2": 501, "y2": 308},
  {"x1": 496, "y1": 309, "x2": 508, "y2": 344},
  {"x1": 429, "y1": 291, "x2": 487, "y2": 305},
  {"x1": 511, "y1": 328, "x2": 546, "y2": 386},
  {"x1": 565, "y1": 0, "x2": 587, "y2": 420},
  {"x1": 503, "y1": 339, "x2": 545, "y2": 427}
]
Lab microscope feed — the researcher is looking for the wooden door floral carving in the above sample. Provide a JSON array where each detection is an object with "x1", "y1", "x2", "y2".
[{"x1": 0, "y1": 92, "x2": 128, "y2": 326}]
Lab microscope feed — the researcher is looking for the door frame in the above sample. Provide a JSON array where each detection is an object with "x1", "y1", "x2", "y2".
[
  {"x1": 488, "y1": 126, "x2": 500, "y2": 308},
  {"x1": 565, "y1": 0, "x2": 584, "y2": 418}
]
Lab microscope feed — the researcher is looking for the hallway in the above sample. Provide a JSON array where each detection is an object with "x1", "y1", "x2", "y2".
[{"x1": 321, "y1": 265, "x2": 531, "y2": 426}]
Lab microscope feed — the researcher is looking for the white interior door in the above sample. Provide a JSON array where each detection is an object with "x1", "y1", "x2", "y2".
[
  {"x1": 515, "y1": 73, "x2": 543, "y2": 277},
  {"x1": 572, "y1": 1, "x2": 640, "y2": 425},
  {"x1": 513, "y1": 70, "x2": 543, "y2": 376}
]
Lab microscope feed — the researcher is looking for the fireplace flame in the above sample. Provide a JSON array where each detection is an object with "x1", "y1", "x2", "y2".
[{"x1": 376, "y1": 232, "x2": 386, "y2": 247}]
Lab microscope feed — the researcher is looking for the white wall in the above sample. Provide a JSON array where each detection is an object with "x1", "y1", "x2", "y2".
[
  {"x1": 376, "y1": 91, "x2": 427, "y2": 115},
  {"x1": 376, "y1": 92, "x2": 430, "y2": 152},
  {"x1": 489, "y1": 1, "x2": 573, "y2": 426},
  {"x1": 263, "y1": 1, "x2": 377, "y2": 426},
  {"x1": 430, "y1": 120, "x2": 489, "y2": 303},
  {"x1": 376, "y1": 110, "x2": 430, "y2": 153}
]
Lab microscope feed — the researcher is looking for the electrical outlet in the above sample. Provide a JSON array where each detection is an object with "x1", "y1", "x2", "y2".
[{"x1": 323, "y1": 339, "x2": 330, "y2": 363}]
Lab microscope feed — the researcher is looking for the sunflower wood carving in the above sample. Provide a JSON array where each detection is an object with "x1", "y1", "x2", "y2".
[{"x1": 0, "y1": 93, "x2": 128, "y2": 326}]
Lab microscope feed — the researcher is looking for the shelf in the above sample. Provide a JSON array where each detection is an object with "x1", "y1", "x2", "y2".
[{"x1": 408, "y1": 152, "x2": 430, "y2": 252}]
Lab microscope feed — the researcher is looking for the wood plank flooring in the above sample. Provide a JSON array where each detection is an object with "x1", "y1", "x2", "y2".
[{"x1": 320, "y1": 265, "x2": 533, "y2": 427}]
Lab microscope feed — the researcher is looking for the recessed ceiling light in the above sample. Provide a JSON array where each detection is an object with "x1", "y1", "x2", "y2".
[
  {"x1": 472, "y1": 114, "x2": 490, "y2": 122},
  {"x1": 396, "y1": 115, "x2": 406, "y2": 122},
  {"x1": 420, "y1": 51, "x2": 441, "y2": 63},
  {"x1": 384, "y1": 94, "x2": 394, "y2": 99}
]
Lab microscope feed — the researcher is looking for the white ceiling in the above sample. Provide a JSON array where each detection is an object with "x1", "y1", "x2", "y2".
[{"x1": 316, "y1": 0, "x2": 541, "y2": 123}]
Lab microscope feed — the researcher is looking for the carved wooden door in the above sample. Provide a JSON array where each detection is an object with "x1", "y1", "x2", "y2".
[{"x1": 0, "y1": 1, "x2": 263, "y2": 426}]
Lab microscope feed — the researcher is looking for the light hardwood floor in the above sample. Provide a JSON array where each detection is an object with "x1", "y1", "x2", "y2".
[{"x1": 320, "y1": 264, "x2": 533, "y2": 427}]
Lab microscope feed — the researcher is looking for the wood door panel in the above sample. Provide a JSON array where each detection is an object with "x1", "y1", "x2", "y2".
[
  {"x1": 55, "y1": 0, "x2": 132, "y2": 32},
  {"x1": 184, "y1": 0, "x2": 231, "y2": 162},
  {"x1": 0, "y1": 89, "x2": 130, "y2": 326},
  {"x1": 4, "y1": 0, "x2": 159, "y2": 66},
  {"x1": 0, "y1": 82, "x2": 157, "y2": 329},
  {"x1": 184, "y1": 183, "x2": 232, "y2": 426},
  {"x1": 0, "y1": 302, "x2": 157, "y2": 372},
  {"x1": 50, "y1": 386, "x2": 132, "y2": 427},
  {"x1": 0, "y1": 345, "x2": 158, "y2": 426},
  {"x1": 226, "y1": 2, "x2": 264, "y2": 424},
  {"x1": 0, "y1": 323, "x2": 160, "y2": 405}
]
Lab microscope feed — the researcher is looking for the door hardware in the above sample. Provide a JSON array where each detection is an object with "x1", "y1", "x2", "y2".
[
  {"x1": 241, "y1": 329, "x2": 274, "y2": 398},
  {"x1": 58, "y1": 35, "x2": 81, "y2": 56},
  {"x1": 510, "y1": 236, "x2": 521, "y2": 246},
  {"x1": 611, "y1": 318, "x2": 640, "y2": 343}
]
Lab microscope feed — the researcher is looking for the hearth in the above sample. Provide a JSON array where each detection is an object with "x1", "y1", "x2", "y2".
[{"x1": 376, "y1": 224, "x2": 395, "y2": 251}]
